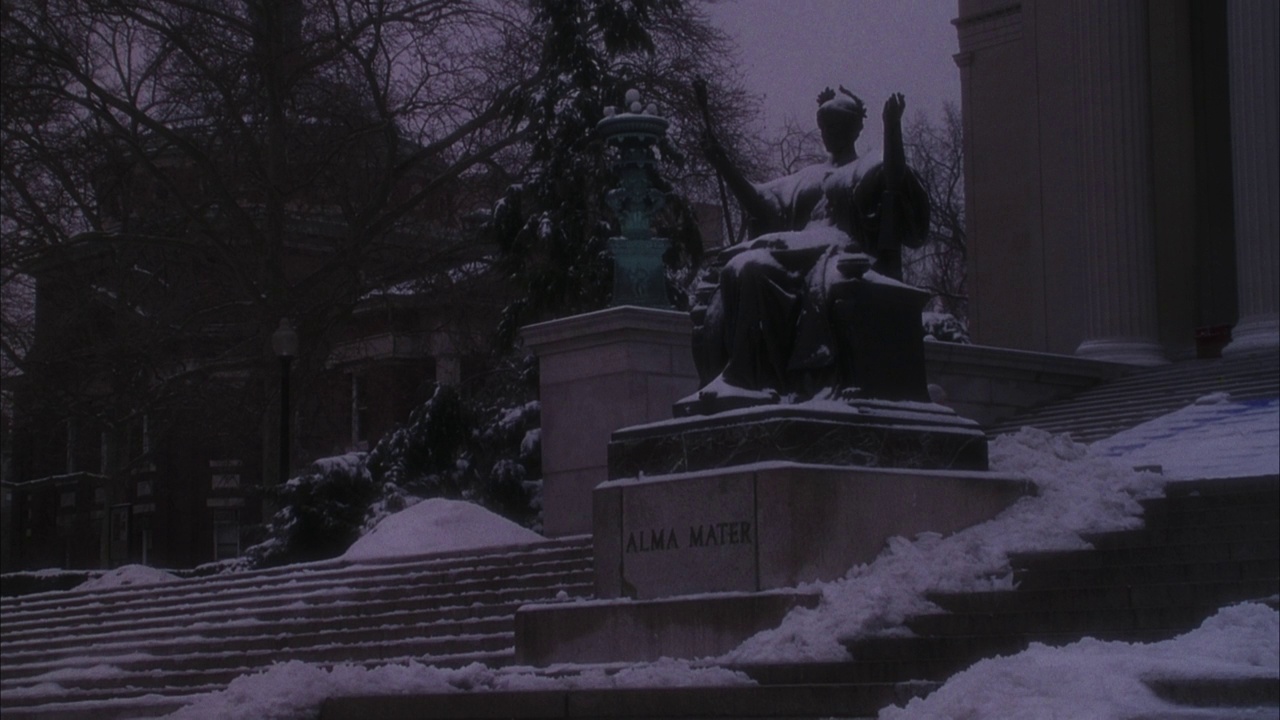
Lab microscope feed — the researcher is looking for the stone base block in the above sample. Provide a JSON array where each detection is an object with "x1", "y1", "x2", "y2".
[
  {"x1": 594, "y1": 462, "x2": 1033, "y2": 600},
  {"x1": 514, "y1": 590, "x2": 819, "y2": 666},
  {"x1": 609, "y1": 401, "x2": 989, "y2": 479}
]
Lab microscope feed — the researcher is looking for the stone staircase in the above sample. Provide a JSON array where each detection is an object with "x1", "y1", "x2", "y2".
[
  {"x1": 319, "y1": 476, "x2": 1279, "y2": 719},
  {"x1": 842, "y1": 476, "x2": 1278, "y2": 678},
  {"x1": 986, "y1": 350, "x2": 1279, "y2": 442},
  {"x1": 0, "y1": 536, "x2": 594, "y2": 720}
]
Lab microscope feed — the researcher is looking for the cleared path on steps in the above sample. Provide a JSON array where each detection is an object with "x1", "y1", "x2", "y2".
[
  {"x1": 986, "y1": 350, "x2": 1279, "y2": 443},
  {"x1": 0, "y1": 536, "x2": 594, "y2": 720}
]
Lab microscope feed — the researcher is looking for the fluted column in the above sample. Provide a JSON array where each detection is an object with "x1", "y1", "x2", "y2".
[
  {"x1": 1073, "y1": 0, "x2": 1167, "y2": 365},
  {"x1": 1224, "y1": 0, "x2": 1280, "y2": 355}
]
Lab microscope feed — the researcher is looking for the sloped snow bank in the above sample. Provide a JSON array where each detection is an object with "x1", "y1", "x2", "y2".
[
  {"x1": 77, "y1": 564, "x2": 181, "y2": 591},
  {"x1": 878, "y1": 602, "x2": 1280, "y2": 720},
  {"x1": 722, "y1": 428, "x2": 1168, "y2": 662},
  {"x1": 165, "y1": 658, "x2": 753, "y2": 720},
  {"x1": 341, "y1": 497, "x2": 543, "y2": 561}
]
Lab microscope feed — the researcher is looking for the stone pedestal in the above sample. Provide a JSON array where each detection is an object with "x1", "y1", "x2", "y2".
[
  {"x1": 593, "y1": 462, "x2": 1031, "y2": 600},
  {"x1": 521, "y1": 306, "x2": 699, "y2": 537},
  {"x1": 610, "y1": 401, "x2": 989, "y2": 480}
]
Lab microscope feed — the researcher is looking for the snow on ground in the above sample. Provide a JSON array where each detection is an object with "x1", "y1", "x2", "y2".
[
  {"x1": 723, "y1": 427, "x2": 1169, "y2": 661},
  {"x1": 165, "y1": 658, "x2": 752, "y2": 720},
  {"x1": 878, "y1": 601, "x2": 1279, "y2": 720},
  {"x1": 76, "y1": 564, "x2": 180, "y2": 591},
  {"x1": 341, "y1": 498, "x2": 544, "y2": 561},
  {"x1": 151, "y1": 393, "x2": 1277, "y2": 719},
  {"x1": 1092, "y1": 394, "x2": 1280, "y2": 479}
]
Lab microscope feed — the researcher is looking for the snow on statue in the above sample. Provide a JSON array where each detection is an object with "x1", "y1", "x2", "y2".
[{"x1": 683, "y1": 83, "x2": 932, "y2": 415}]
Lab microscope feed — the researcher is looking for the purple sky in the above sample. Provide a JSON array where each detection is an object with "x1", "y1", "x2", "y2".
[{"x1": 704, "y1": 0, "x2": 961, "y2": 135}]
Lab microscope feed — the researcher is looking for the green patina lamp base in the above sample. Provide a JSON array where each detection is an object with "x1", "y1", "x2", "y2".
[{"x1": 609, "y1": 237, "x2": 670, "y2": 309}]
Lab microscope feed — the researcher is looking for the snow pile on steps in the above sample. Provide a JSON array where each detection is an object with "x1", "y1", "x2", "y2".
[
  {"x1": 343, "y1": 498, "x2": 544, "y2": 561},
  {"x1": 0, "y1": 501, "x2": 589, "y2": 720}
]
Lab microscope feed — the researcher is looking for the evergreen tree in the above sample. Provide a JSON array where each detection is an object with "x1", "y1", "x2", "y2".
[{"x1": 491, "y1": 0, "x2": 761, "y2": 346}]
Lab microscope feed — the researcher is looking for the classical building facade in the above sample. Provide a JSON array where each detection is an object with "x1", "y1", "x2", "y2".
[{"x1": 955, "y1": 0, "x2": 1277, "y2": 361}]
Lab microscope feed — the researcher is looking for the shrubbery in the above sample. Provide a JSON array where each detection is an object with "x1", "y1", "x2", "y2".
[{"x1": 246, "y1": 357, "x2": 542, "y2": 568}]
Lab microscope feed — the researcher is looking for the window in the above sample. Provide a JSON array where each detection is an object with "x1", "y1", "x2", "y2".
[
  {"x1": 136, "y1": 480, "x2": 153, "y2": 497},
  {"x1": 59, "y1": 491, "x2": 76, "y2": 509},
  {"x1": 65, "y1": 419, "x2": 77, "y2": 473},
  {"x1": 351, "y1": 374, "x2": 369, "y2": 447},
  {"x1": 211, "y1": 474, "x2": 240, "y2": 490},
  {"x1": 212, "y1": 510, "x2": 240, "y2": 560}
]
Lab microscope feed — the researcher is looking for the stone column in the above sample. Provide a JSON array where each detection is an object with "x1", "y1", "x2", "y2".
[
  {"x1": 1224, "y1": 0, "x2": 1280, "y2": 355},
  {"x1": 1073, "y1": 0, "x2": 1168, "y2": 365},
  {"x1": 521, "y1": 307, "x2": 698, "y2": 537}
]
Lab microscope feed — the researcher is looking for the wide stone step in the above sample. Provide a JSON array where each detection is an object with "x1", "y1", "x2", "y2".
[
  {"x1": 1, "y1": 563, "x2": 592, "y2": 635},
  {"x1": 1010, "y1": 558, "x2": 1277, "y2": 588},
  {"x1": 318, "y1": 682, "x2": 940, "y2": 720},
  {"x1": 1145, "y1": 675, "x2": 1280, "y2": 709},
  {"x1": 0, "y1": 696, "x2": 194, "y2": 720},
  {"x1": 906, "y1": 603, "x2": 1236, "y2": 638},
  {"x1": 1139, "y1": 505, "x2": 1280, "y2": 532},
  {"x1": 0, "y1": 648, "x2": 515, "y2": 706},
  {"x1": 0, "y1": 583, "x2": 579, "y2": 678},
  {"x1": 927, "y1": 579, "x2": 1278, "y2": 615},
  {"x1": 2, "y1": 630, "x2": 516, "y2": 683},
  {"x1": 1010, "y1": 538, "x2": 1278, "y2": 575},
  {"x1": 0, "y1": 649, "x2": 516, "y2": 713},
  {"x1": 731, "y1": 659, "x2": 957, "y2": 685},
  {"x1": 0, "y1": 538, "x2": 592, "y2": 614},
  {"x1": 1079, "y1": 522, "x2": 1278, "y2": 551},
  {"x1": 1009, "y1": 375, "x2": 1279, "y2": 417},
  {"x1": 1, "y1": 567, "x2": 591, "y2": 639},
  {"x1": 4, "y1": 613, "x2": 514, "y2": 668},
  {"x1": 1, "y1": 598, "x2": 529, "y2": 656},
  {"x1": 845, "y1": 628, "x2": 1174, "y2": 665},
  {"x1": 0, "y1": 549, "x2": 592, "y2": 624}
]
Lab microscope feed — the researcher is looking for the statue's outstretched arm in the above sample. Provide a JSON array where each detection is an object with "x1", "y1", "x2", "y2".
[{"x1": 875, "y1": 93, "x2": 909, "y2": 278}]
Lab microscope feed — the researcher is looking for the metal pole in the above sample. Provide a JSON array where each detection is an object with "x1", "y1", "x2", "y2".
[{"x1": 279, "y1": 355, "x2": 291, "y2": 483}]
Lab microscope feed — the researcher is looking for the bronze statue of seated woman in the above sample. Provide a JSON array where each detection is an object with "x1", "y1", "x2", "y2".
[{"x1": 677, "y1": 85, "x2": 933, "y2": 416}]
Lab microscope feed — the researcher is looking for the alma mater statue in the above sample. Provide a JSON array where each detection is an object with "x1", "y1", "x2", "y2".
[{"x1": 679, "y1": 85, "x2": 932, "y2": 415}]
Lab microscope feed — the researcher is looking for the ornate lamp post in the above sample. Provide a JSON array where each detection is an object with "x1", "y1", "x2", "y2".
[
  {"x1": 597, "y1": 89, "x2": 671, "y2": 308},
  {"x1": 271, "y1": 318, "x2": 298, "y2": 484}
]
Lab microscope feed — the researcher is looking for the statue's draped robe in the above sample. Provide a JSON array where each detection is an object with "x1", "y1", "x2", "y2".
[{"x1": 696, "y1": 151, "x2": 930, "y2": 399}]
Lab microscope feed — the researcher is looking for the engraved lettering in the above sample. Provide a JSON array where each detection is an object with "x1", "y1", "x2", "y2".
[{"x1": 628, "y1": 521, "x2": 754, "y2": 553}]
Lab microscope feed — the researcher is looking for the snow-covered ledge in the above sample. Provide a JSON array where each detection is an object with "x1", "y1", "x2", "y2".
[{"x1": 923, "y1": 341, "x2": 1129, "y2": 426}]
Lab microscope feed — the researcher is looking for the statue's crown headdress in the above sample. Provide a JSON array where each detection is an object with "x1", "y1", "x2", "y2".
[{"x1": 817, "y1": 86, "x2": 867, "y2": 122}]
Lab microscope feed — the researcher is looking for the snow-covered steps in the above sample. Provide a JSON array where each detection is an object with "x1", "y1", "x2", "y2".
[
  {"x1": 0, "y1": 536, "x2": 594, "y2": 720},
  {"x1": 321, "y1": 681, "x2": 941, "y2": 720},
  {"x1": 986, "y1": 350, "x2": 1279, "y2": 442},
  {"x1": 842, "y1": 476, "x2": 1279, "y2": 677}
]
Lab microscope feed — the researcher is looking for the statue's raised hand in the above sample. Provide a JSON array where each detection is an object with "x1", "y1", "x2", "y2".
[{"x1": 882, "y1": 93, "x2": 906, "y2": 128}]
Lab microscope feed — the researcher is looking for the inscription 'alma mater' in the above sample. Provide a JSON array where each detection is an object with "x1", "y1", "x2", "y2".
[{"x1": 625, "y1": 521, "x2": 753, "y2": 553}]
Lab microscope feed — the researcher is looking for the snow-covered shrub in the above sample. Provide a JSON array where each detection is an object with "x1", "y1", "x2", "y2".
[
  {"x1": 366, "y1": 358, "x2": 542, "y2": 531},
  {"x1": 367, "y1": 384, "x2": 473, "y2": 498},
  {"x1": 248, "y1": 452, "x2": 377, "y2": 566},
  {"x1": 922, "y1": 311, "x2": 970, "y2": 344}
]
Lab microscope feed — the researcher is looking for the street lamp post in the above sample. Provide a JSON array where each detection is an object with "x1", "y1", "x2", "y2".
[{"x1": 271, "y1": 319, "x2": 298, "y2": 484}]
